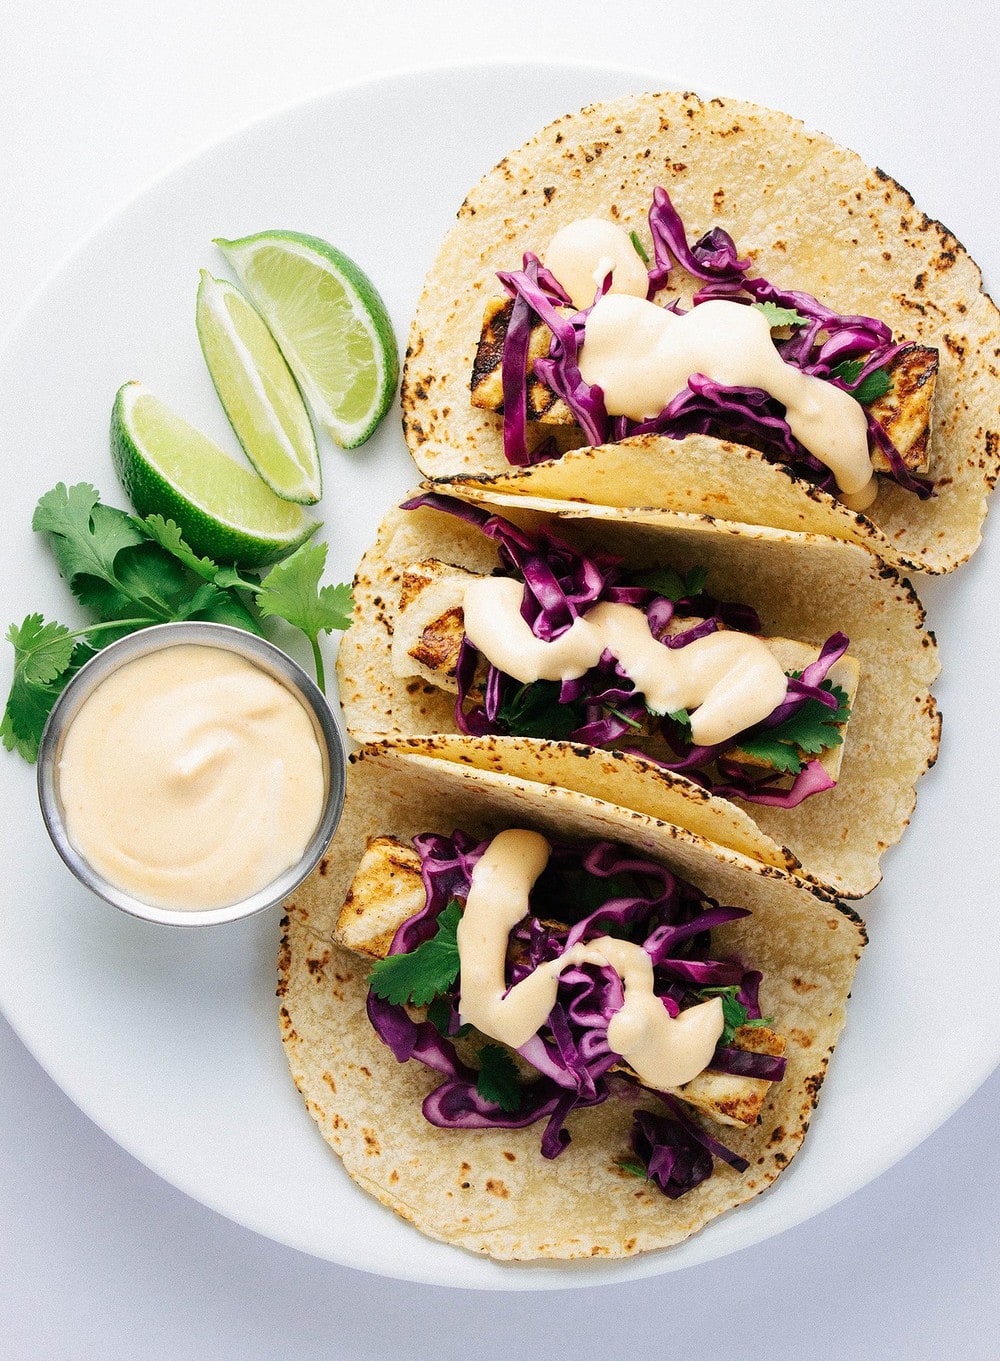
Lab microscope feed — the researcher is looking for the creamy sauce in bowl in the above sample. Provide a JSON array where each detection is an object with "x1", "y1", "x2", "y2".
[{"x1": 37, "y1": 624, "x2": 344, "y2": 924}]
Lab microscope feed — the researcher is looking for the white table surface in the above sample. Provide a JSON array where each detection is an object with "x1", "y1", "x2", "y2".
[{"x1": 3, "y1": 2, "x2": 998, "y2": 1355}]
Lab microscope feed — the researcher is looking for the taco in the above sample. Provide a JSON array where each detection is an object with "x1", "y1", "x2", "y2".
[
  {"x1": 336, "y1": 492, "x2": 940, "y2": 898},
  {"x1": 401, "y1": 91, "x2": 1000, "y2": 575},
  {"x1": 278, "y1": 740, "x2": 865, "y2": 1261}
]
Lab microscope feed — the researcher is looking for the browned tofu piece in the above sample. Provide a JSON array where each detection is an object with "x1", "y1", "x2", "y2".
[
  {"x1": 676, "y1": 1024, "x2": 786, "y2": 1128},
  {"x1": 868, "y1": 344, "x2": 937, "y2": 474},
  {"x1": 334, "y1": 834, "x2": 783, "y2": 1129},
  {"x1": 470, "y1": 295, "x2": 937, "y2": 474},
  {"x1": 390, "y1": 558, "x2": 478, "y2": 691},
  {"x1": 335, "y1": 836, "x2": 426, "y2": 960},
  {"x1": 470, "y1": 297, "x2": 574, "y2": 423}
]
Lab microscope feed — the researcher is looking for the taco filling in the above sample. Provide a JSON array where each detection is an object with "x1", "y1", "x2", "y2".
[
  {"x1": 337, "y1": 825, "x2": 788, "y2": 1199},
  {"x1": 392, "y1": 493, "x2": 858, "y2": 809},
  {"x1": 470, "y1": 186, "x2": 937, "y2": 507}
]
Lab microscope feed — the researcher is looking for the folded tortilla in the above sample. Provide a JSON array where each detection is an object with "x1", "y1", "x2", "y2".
[
  {"x1": 278, "y1": 740, "x2": 865, "y2": 1261},
  {"x1": 337, "y1": 495, "x2": 940, "y2": 898},
  {"x1": 401, "y1": 90, "x2": 1000, "y2": 574}
]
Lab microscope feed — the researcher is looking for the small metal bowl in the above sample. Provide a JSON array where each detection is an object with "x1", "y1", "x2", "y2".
[{"x1": 37, "y1": 621, "x2": 346, "y2": 927}]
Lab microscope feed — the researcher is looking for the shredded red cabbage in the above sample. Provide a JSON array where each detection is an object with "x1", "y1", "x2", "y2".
[
  {"x1": 365, "y1": 832, "x2": 780, "y2": 1196},
  {"x1": 632, "y1": 1099, "x2": 750, "y2": 1198},
  {"x1": 404, "y1": 494, "x2": 846, "y2": 806},
  {"x1": 493, "y1": 187, "x2": 932, "y2": 498}
]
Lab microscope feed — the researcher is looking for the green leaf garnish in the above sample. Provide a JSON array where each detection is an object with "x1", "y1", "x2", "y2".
[
  {"x1": 475, "y1": 1044, "x2": 522, "y2": 1112},
  {"x1": 631, "y1": 564, "x2": 709, "y2": 601},
  {"x1": 2, "y1": 616, "x2": 80, "y2": 760},
  {"x1": 753, "y1": 301, "x2": 808, "y2": 329},
  {"x1": 32, "y1": 483, "x2": 147, "y2": 590},
  {"x1": 735, "y1": 680, "x2": 850, "y2": 775},
  {"x1": 141, "y1": 514, "x2": 229, "y2": 584},
  {"x1": 629, "y1": 230, "x2": 650, "y2": 265},
  {"x1": 368, "y1": 899, "x2": 462, "y2": 1007},
  {"x1": 615, "y1": 1156, "x2": 649, "y2": 1180},
  {"x1": 830, "y1": 359, "x2": 893, "y2": 405},
  {"x1": 254, "y1": 541, "x2": 353, "y2": 692},
  {"x1": 700, "y1": 985, "x2": 773, "y2": 1046},
  {"x1": 1, "y1": 613, "x2": 151, "y2": 761},
  {"x1": 496, "y1": 679, "x2": 585, "y2": 740}
]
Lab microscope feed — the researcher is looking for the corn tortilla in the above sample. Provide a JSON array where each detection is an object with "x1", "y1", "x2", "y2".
[
  {"x1": 401, "y1": 91, "x2": 1000, "y2": 575},
  {"x1": 278, "y1": 741, "x2": 865, "y2": 1261},
  {"x1": 337, "y1": 496, "x2": 940, "y2": 898}
]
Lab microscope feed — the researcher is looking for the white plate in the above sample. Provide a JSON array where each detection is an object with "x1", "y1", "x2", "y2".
[{"x1": 0, "y1": 61, "x2": 996, "y2": 1291}]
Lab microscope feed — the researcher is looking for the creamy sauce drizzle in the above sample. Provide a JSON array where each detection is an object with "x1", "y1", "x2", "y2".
[
  {"x1": 456, "y1": 829, "x2": 723, "y2": 1088},
  {"x1": 462, "y1": 576, "x2": 787, "y2": 746},
  {"x1": 57, "y1": 644, "x2": 326, "y2": 910},
  {"x1": 580, "y1": 293, "x2": 874, "y2": 497},
  {"x1": 543, "y1": 218, "x2": 649, "y2": 311},
  {"x1": 542, "y1": 218, "x2": 876, "y2": 501}
]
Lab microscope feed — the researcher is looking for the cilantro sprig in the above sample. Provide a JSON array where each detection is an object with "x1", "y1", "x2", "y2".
[
  {"x1": 830, "y1": 358, "x2": 893, "y2": 405},
  {"x1": 699, "y1": 985, "x2": 773, "y2": 1046},
  {"x1": 2, "y1": 483, "x2": 353, "y2": 762},
  {"x1": 368, "y1": 898, "x2": 463, "y2": 1007},
  {"x1": 735, "y1": 679, "x2": 850, "y2": 775}
]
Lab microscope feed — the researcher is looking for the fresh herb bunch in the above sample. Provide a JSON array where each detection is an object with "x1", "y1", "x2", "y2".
[{"x1": 2, "y1": 483, "x2": 353, "y2": 762}]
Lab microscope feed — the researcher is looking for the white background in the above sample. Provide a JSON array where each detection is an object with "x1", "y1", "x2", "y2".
[{"x1": 3, "y1": 2, "x2": 999, "y2": 1356}]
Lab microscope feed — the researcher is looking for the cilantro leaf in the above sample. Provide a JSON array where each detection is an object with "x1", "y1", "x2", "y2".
[
  {"x1": 629, "y1": 229, "x2": 650, "y2": 265},
  {"x1": 631, "y1": 564, "x2": 709, "y2": 601},
  {"x1": 32, "y1": 484, "x2": 147, "y2": 592},
  {"x1": 141, "y1": 514, "x2": 229, "y2": 584},
  {"x1": 496, "y1": 679, "x2": 585, "y2": 740},
  {"x1": 475, "y1": 1044, "x2": 522, "y2": 1112},
  {"x1": 830, "y1": 359, "x2": 893, "y2": 405},
  {"x1": 368, "y1": 899, "x2": 462, "y2": 1007},
  {"x1": 736, "y1": 681, "x2": 850, "y2": 774},
  {"x1": 701, "y1": 985, "x2": 773, "y2": 1045},
  {"x1": 2, "y1": 616, "x2": 78, "y2": 760},
  {"x1": 753, "y1": 301, "x2": 808, "y2": 329},
  {"x1": 253, "y1": 542, "x2": 353, "y2": 692}
]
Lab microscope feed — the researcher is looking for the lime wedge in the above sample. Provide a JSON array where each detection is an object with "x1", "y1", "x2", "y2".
[
  {"x1": 196, "y1": 270, "x2": 321, "y2": 504},
  {"x1": 111, "y1": 382, "x2": 318, "y2": 568},
  {"x1": 214, "y1": 230, "x2": 399, "y2": 449}
]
